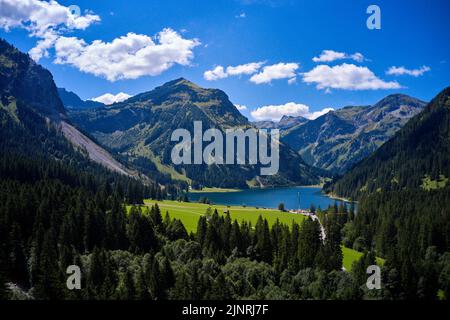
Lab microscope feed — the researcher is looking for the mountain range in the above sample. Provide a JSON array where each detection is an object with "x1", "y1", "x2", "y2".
[
  {"x1": 57, "y1": 87, "x2": 105, "y2": 110},
  {"x1": 67, "y1": 78, "x2": 323, "y2": 188},
  {"x1": 2, "y1": 37, "x2": 441, "y2": 192},
  {"x1": 253, "y1": 115, "x2": 308, "y2": 130},
  {"x1": 256, "y1": 95, "x2": 426, "y2": 174},
  {"x1": 326, "y1": 87, "x2": 450, "y2": 200}
]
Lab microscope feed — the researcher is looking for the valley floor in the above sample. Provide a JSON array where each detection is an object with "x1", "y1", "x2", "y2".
[{"x1": 133, "y1": 200, "x2": 384, "y2": 271}]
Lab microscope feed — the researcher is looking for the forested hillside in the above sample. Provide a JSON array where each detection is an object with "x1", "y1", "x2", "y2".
[
  {"x1": 326, "y1": 87, "x2": 450, "y2": 300},
  {"x1": 327, "y1": 87, "x2": 450, "y2": 199}
]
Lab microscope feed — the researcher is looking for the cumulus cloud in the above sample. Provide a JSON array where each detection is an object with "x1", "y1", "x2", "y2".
[
  {"x1": 204, "y1": 62, "x2": 264, "y2": 81},
  {"x1": 54, "y1": 29, "x2": 200, "y2": 81},
  {"x1": 204, "y1": 66, "x2": 228, "y2": 81},
  {"x1": 0, "y1": 0, "x2": 100, "y2": 60},
  {"x1": 308, "y1": 108, "x2": 335, "y2": 120},
  {"x1": 227, "y1": 62, "x2": 264, "y2": 76},
  {"x1": 386, "y1": 65, "x2": 431, "y2": 77},
  {"x1": 0, "y1": 1, "x2": 200, "y2": 80},
  {"x1": 302, "y1": 63, "x2": 401, "y2": 91},
  {"x1": 312, "y1": 50, "x2": 365, "y2": 63},
  {"x1": 251, "y1": 102, "x2": 334, "y2": 121},
  {"x1": 250, "y1": 62, "x2": 299, "y2": 84},
  {"x1": 91, "y1": 92, "x2": 132, "y2": 105}
]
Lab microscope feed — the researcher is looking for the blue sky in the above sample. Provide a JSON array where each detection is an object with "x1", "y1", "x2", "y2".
[{"x1": 1, "y1": 0, "x2": 449, "y2": 120}]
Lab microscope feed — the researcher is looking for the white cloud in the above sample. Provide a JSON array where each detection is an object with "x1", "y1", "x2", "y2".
[
  {"x1": 236, "y1": 12, "x2": 246, "y2": 18},
  {"x1": 0, "y1": 1, "x2": 200, "y2": 80},
  {"x1": 227, "y1": 62, "x2": 264, "y2": 76},
  {"x1": 386, "y1": 65, "x2": 431, "y2": 77},
  {"x1": 312, "y1": 50, "x2": 365, "y2": 63},
  {"x1": 204, "y1": 62, "x2": 264, "y2": 81},
  {"x1": 250, "y1": 62, "x2": 299, "y2": 84},
  {"x1": 302, "y1": 63, "x2": 401, "y2": 91},
  {"x1": 308, "y1": 108, "x2": 335, "y2": 120},
  {"x1": 251, "y1": 102, "x2": 334, "y2": 121},
  {"x1": 54, "y1": 29, "x2": 200, "y2": 81},
  {"x1": 350, "y1": 52, "x2": 365, "y2": 63},
  {"x1": 204, "y1": 66, "x2": 228, "y2": 81},
  {"x1": 91, "y1": 92, "x2": 132, "y2": 105},
  {"x1": 234, "y1": 104, "x2": 248, "y2": 111},
  {"x1": 288, "y1": 77, "x2": 297, "y2": 85},
  {"x1": 0, "y1": 0, "x2": 100, "y2": 60}
]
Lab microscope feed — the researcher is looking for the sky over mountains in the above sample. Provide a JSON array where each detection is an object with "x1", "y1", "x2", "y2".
[{"x1": 0, "y1": 0, "x2": 448, "y2": 121}]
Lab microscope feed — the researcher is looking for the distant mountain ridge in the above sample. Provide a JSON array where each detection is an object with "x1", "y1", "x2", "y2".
[
  {"x1": 58, "y1": 87, "x2": 105, "y2": 110},
  {"x1": 253, "y1": 115, "x2": 308, "y2": 130},
  {"x1": 68, "y1": 78, "x2": 323, "y2": 188},
  {"x1": 281, "y1": 94, "x2": 427, "y2": 174}
]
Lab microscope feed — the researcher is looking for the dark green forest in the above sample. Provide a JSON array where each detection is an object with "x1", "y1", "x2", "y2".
[{"x1": 324, "y1": 87, "x2": 450, "y2": 300}]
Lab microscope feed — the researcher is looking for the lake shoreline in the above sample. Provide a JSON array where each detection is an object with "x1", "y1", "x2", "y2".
[
  {"x1": 189, "y1": 186, "x2": 349, "y2": 211},
  {"x1": 191, "y1": 184, "x2": 325, "y2": 194},
  {"x1": 325, "y1": 192, "x2": 357, "y2": 204}
]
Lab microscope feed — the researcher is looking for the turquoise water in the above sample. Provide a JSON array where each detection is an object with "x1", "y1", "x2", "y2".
[{"x1": 188, "y1": 187, "x2": 347, "y2": 210}]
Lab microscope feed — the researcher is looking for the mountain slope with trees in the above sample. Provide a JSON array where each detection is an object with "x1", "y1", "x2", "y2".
[
  {"x1": 282, "y1": 94, "x2": 426, "y2": 174},
  {"x1": 0, "y1": 38, "x2": 142, "y2": 179},
  {"x1": 68, "y1": 78, "x2": 324, "y2": 188},
  {"x1": 327, "y1": 87, "x2": 450, "y2": 200},
  {"x1": 326, "y1": 87, "x2": 450, "y2": 300}
]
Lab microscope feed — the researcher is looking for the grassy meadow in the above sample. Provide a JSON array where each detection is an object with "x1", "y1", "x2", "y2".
[{"x1": 128, "y1": 200, "x2": 383, "y2": 271}]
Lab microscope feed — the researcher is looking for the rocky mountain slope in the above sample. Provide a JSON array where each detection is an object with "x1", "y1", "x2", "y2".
[
  {"x1": 0, "y1": 39, "x2": 137, "y2": 178},
  {"x1": 282, "y1": 94, "x2": 426, "y2": 174}
]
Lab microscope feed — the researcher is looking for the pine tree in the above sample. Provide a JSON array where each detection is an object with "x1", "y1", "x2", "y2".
[
  {"x1": 8, "y1": 223, "x2": 27, "y2": 285},
  {"x1": 196, "y1": 216, "x2": 208, "y2": 248},
  {"x1": 33, "y1": 230, "x2": 63, "y2": 300},
  {"x1": 87, "y1": 247, "x2": 105, "y2": 299},
  {"x1": 115, "y1": 268, "x2": 135, "y2": 300},
  {"x1": 229, "y1": 220, "x2": 243, "y2": 254},
  {"x1": 297, "y1": 218, "x2": 322, "y2": 269},
  {"x1": 255, "y1": 217, "x2": 273, "y2": 263},
  {"x1": 160, "y1": 258, "x2": 175, "y2": 300},
  {"x1": 0, "y1": 247, "x2": 10, "y2": 300},
  {"x1": 150, "y1": 204, "x2": 163, "y2": 232}
]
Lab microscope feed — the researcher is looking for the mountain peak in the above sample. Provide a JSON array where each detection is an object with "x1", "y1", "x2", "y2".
[
  {"x1": 374, "y1": 93, "x2": 426, "y2": 109},
  {"x1": 0, "y1": 38, "x2": 65, "y2": 118},
  {"x1": 160, "y1": 77, "x2": 200, "y2": 90}
]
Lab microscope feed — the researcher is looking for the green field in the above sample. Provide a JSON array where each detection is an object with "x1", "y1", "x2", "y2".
[
  {"x1": 422, "y1": 175, "x2": 449, "y2": 191},
  {"x1": 143, "y1": 200, "x2": 307, "y2": 232},
  {"x1": 342, "y1": 246, "x2": 385, "y2": 271},
  {"x1": 133, "y1": 200, "x2": 382, "y2": 271}
]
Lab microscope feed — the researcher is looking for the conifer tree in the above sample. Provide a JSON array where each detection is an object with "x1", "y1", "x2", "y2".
[
  {"x1": 196, "y1": 216, "x2": 208, "y2": 248},
  {"x1": 297, "y1": 218, "x2": 322, "y2": 269}
]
